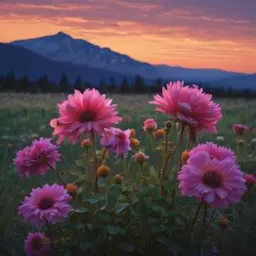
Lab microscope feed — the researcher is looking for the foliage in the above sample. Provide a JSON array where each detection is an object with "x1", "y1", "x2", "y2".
[{"x1": 1, "y1": 93, "x2": 256, "y2": 255}]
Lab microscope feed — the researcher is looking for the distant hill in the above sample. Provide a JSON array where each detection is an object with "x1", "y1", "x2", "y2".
[
  {"x1": 208, "y1": 74, "x2": 256, "y2": 90},
  {"x1": 11, "y1": 31, "x2": 244, "y2": 82},
  {"x1": 0, "y1": 43, "x2": 128, "y2": 83}
]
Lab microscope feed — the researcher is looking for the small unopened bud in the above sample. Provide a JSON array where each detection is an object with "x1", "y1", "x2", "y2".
[
  {"x1": 218, "y1": 216, "x2": 228, "y2": 231},
  {"x1": 135, "y1": 151, "x2": 149, "y2": 165},
  {"x1": 155, "y1": 129, "x2": 165, "y2": 139},
  {"x1": 130, "y1": 138, "x2": 140, "y2": 149},
  {"x1": 237, "y1": 139, "x2": 244, "y2": 146},
  {"x1": 130, "y1": 129, "x2": 136, "y2": 138},
  {"x1": 65, "y1": 183, "x2": 78, "y2": 197},
  {"x1": 114, "y1": 174, "x2": 123, "y2": 184},
  {"x1": 97, "y1": 165, "x2": 110, "y2": 178},
  {"x1": 143, "y1": 119, "x2": 157, "y2": 133},
  {"x1": 181, "y1": 150, "x2": 190, "y2": 165},
  {"x1": 165, "y1": 120, "x2": 172, "y2": 129},
  {"x1": 81, "y1": 139, "x2": 91, "y2": 149}
]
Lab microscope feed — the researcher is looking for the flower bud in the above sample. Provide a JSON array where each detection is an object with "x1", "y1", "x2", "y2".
[
  {"x1": 97, "y1": 165, "x2": 110, "y2": 178},
  {"x1": 135, "y1": 151, "x2": 149, "y2": 165},
  {"x1": 218, "y1": 216, "x2": 228, "y2": 231},
  {"x1": 165, "y1": 120, "x2": 172, "y2": 129},
  {"x1": 181, "y1": 150, "x2": 190, "y2": 165},
  {"x1": 130, "y1": 129, "x2": 136, "y2": 138},
  {"x1": 114, "y1": 174, "x2": 123, "y2": 184},
  {"x1": 81, "y1": 139, "x2": 91, "y2": 149},
  {"x1": 65, "y1": 183, "x2": 78, "y2": 197},
  {"x1": 130, "y1": 138, "x2": 140, "y2": 149},
  {"x1": 155, "y1": 129, "x2": 165, "y2": 139},
  {"x1": 143, "y1": 119, "x2": 157, "y2": 133}
]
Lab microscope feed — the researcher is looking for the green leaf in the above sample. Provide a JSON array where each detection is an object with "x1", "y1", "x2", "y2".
[
  {"x1": 73, "y1": 208, "x2": 88, "y2": 214},
  {"x1": 148, "y1": 217, "x2": 159, "y2": 223},
  {"x1": 106, "y1": 184, "x2": 121, "y2": 208},
  {"x1": 151, "y1": 224, "x2": 166, "y2": 233},
  {"x1": 87, "y1": 195, "x2": 101, "y2": 204},
  {"x1": 114, "y1": 203, "x2": 129, "y2": 214},
  {"x1": 146, "y1": 202, "x2": 168, "y2": 217},
  {"x1": 176, "y1": 196, "x2": 196, "y2": 206},
  {"x1": 80, "y1": 242, "x2": 94, "y2": 251},
  {"x1": 105, "y1": 225, "x2": 125, "y2": 236},
  {"x1": 63, "y1": 249, "x2": 72, "y2": 256},
  {"x1": 156, "y1": 235, "x2": 169, "y2": 247},
  {"x1": 75, "y1": 159, "x2": 86, "y2": 168},
  {"x1": 97, "y1": 211, "x2": 112, "y2": 222},
  {"x1": 119, "y1": 242, "x2": 135, "y2": 252}
]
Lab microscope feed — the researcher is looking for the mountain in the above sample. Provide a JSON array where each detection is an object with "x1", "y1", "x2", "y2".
[
  {"x1": 0, "y1": 43, "x2": 128, "y2": 83},
  {"x1": 12, "y1": 32, "x2": 244, "y2": 81}
]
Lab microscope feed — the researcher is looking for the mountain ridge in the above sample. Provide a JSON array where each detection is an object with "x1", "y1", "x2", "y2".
[{"x1": 11, "y1": 31, "x2": 246, "y2": 81}]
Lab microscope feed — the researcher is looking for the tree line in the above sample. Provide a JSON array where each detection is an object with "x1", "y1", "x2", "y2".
[{"x1": 0, "y1": 72, "x2": 255, "y2": 98}]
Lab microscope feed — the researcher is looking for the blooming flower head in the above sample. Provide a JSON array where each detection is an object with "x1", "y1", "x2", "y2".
[
  {"x1": 14, "y1": 138, "x2": 60, "y2": 178},
  {"x1": 50, "y1": 89, "x2": 122, "y2": 144},
  {"x1": 232, "y1": 124, "x2": 252, "y2": 136},
  {"x1": 100, "y1": 127, "x2": 131, "y2": 156},
  {"x1": 25, "y1": 232, "x2": 50, "y2": 256},
  {"x1": 143, "y1": 118, "x2": 157, "y2": 132},
  {"x1": 178, "y1": 151, "x2": 246, "y2": 208},
  {"x1": 149, "y1": 81, "x2": 222, "y2": 133},
  {"x1": 189, "y1": 142, "x2": 236, "y2": 162},
  {"x1": 18, "y1": 184, "x2": 72, "y2": 227}
]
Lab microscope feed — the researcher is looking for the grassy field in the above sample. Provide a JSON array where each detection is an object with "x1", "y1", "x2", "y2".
[{"x1": 1, "y1": 93, "x2": 256, "y2": 255}]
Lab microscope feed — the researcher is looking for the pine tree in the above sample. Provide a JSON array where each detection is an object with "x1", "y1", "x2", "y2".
[
  {"x1": 59, "y1": 73, "x2": 70, "y2": 93},
  {"x1": 74, "y1": 77, "x2": 83, "y2": 92},
  {"x1": 120, "y1": 77, "x2": 130, "y2": 93}
]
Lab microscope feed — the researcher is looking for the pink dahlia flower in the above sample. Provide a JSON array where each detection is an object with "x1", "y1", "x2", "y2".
[
  {"x1": 178, "y1": 151, "x2": 246, "y2": 208},
  {"x1": 143, "y1": 118, "x2": 157, "y2": 132},
  {"x1": 18, "y1": 184, "x2": 72, "y2": 227},
  {"x1": 149, "y1": 81, "x2": 222, "y2": 133},
  {"x1": 189, "y1": 142, "x2": 236, "y2": 162},
  {"x1": 232, "y1": 124, "x2": 252, "y2": 136},
  {"x1": 25, "y1": 232, "x2": 50, "y2": 256},
  {"x1": 14, "y1": 138, "x2": 60, "y2": 178},
  {"x1": 100, "y1": 127, "x2": 131, "y2": 156},
  {"x1": 50, "y1": 89, "x2": 122, "y2": 144}
]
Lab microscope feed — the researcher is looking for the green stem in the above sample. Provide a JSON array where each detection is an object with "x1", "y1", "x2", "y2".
[
  {"x1": 46, "y1": 162, "x2": 66, "y2": 186},
  {"x1": 91, "y1": 131, "x2": 98, "y2": 193},
  {"x1": 45, "y1": 219, "x2": 54, "y2": 255},
  {"x1": 190, "y1": 202, "x2": 203, "y2": 232},
  {"x1": 160, "y1": 123, "x2": 185, "y2": 195},
  {"x1": 202, "y1": 204, "x2": 208, "y2": 230}
]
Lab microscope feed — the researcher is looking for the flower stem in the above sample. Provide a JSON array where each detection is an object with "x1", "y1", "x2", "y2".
[
  {"x1": 190, "y1": 202, "x2": 203, "y2": 232},
  {"x1": 45, "y1": 219, "x2": 54, "y2": 255},
  {"x1": 91, "y1": 131, "x2": 98, "y2": 193},
  {"x1": 46, "y1": 162, "x2": 66, "y2": 186},
  {"x1": 202, "y1": 203, "x2": 208, "y2": 230},
  {"x1": 160, "y1": 122, "x2": 185, "y2": 195}
]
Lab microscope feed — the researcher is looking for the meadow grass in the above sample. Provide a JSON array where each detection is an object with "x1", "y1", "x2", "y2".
[{"x1": 1, "y1": 93, "x2": 256, "y2": 255}]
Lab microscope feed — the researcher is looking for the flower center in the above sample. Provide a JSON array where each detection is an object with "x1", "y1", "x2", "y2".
[
  {"x1": 80, "y1": 111, "x2": 95, "y2": 122},
  {"x1": 32, "y1": 238, "x2": 42, "y2": 250},
  {"x1": 202, "y1": 171, "x2": 222, "y2": 188},
  {"x1": 38, "y1": 197, "x2": 54, "y2": 210}
]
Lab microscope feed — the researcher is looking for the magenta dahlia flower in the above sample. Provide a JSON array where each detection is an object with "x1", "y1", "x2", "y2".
[
  {"x1": 25, "y1": 232, "x2": 50, "y2": 256},
  {"x1": 149, "y1": 81, "x2": 222, "y2": 133},
  {"x1": 189, "y1": 142, "x2": 236, "y2": 162},
  {"x1": 143, "y1": 118, "x2": 157, "y2": 132},
  {"x1": 178, "y1": 151, "x2": 246, "y2": 208},
  {"x1": 14, "y1": 138, "x2": 61, "y2": 178},
  {"x1": 100, "y1": 127, "x2": 131, "y2": 156},
  {"x1": 18, "y1": 184, "x2": 72, "y2": 227},
  {"x1": 50, "y1": 89, "x2": 122, "y2": 144}
]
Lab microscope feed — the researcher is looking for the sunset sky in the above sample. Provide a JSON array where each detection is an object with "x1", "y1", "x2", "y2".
[{"x1": 0, "y1": 0, "x2": 255, "y2": 73}]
